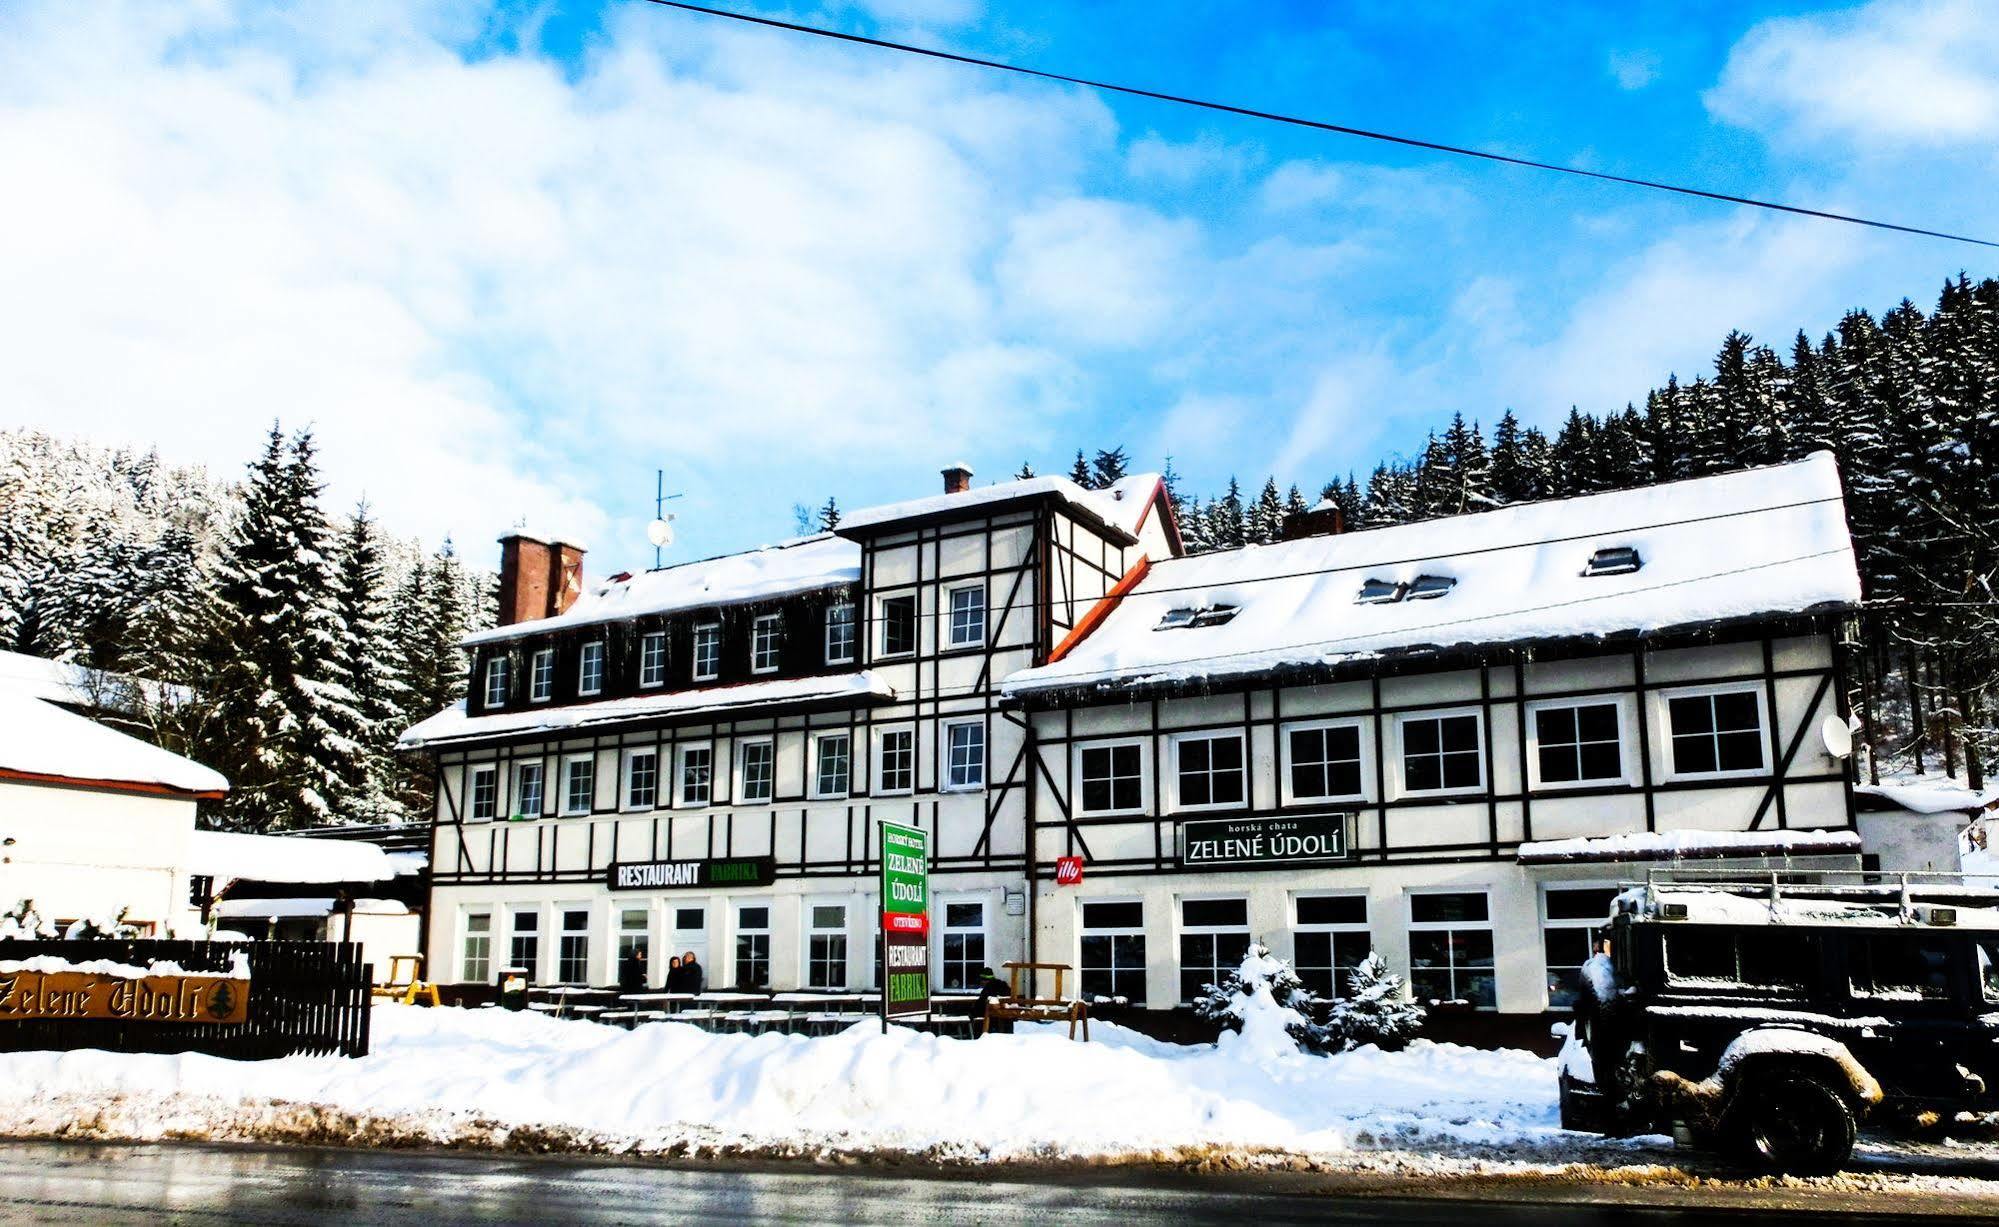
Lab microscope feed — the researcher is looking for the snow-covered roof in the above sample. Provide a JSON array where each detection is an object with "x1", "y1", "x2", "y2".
[
  {"x1": 1518, "y1": 827, "x2": 1861, "y2": 865},
  {"x1": 214, "y1": 896, "x2": 411, "y2": 919},
  {"x1": 1854, "y1": 779, "x2": 1999, "y2": 816},
  {"x1": 0, "y1": 648, "x2": 184, "y2": 712},
  {"x1": 188, "y1": 829, "x2": 397, "y2": 886},
  {"x1": 0, "y1": 693, "x2": 227, "y2": 797},
  {"x1": 1630, "y1": 886, "x2": 1999, "y2": 931},
  {"x1": 837, "y1": 473, "x2": 1166, "y2": 541},
  {"x1": 464, "y1": 534, "x2": 859, "y2": 647},
  {"x1": 1005, "y1": 453, "x2": 1860, "y2": 699},
  {"x1": 398, "y1": 672, "x2": 896, "y2": 750}
]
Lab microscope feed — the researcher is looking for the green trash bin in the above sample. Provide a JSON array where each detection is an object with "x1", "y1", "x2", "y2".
[{"x1": 498, "y1": 966, "x2": 529, "y2": 1011}]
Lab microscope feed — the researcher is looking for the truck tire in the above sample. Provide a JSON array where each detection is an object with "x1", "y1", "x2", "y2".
[{"x1": 1732, "y1": 1073, "x2": 1856, "y2": 1176}]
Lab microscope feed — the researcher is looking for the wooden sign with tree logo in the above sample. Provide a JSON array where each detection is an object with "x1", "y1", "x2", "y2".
[{"x1": 0, "y1": 970, "x2": 250, "y2": 1024}]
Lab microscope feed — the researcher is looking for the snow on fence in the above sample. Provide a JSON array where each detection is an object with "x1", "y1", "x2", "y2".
[{"x1": 0, "y1": 940, "x2": 371, "y2": 1060}]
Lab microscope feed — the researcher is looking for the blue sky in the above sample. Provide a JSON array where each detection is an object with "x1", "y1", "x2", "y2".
[{"x1": 2, "y1": 1, "x2": 1995, "y2": 575}]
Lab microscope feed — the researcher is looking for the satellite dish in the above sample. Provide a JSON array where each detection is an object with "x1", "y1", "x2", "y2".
[
  {"x1": 646, "y1": 516, "x2": 676, "y2": 548},
  {"x1": 1820, "y1": 714, "x2": 1853, "y2": 760}
]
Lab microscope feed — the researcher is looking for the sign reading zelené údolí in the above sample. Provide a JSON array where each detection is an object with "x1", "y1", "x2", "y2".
[
  {"x1": 1177, "y1": 813, "x2": 1351, "y2": 867},
  {"x1": 879, "y1": 821, "x2": 929, "y2": 1020},
  {"x1": 0, "y1": 970, "x2": 249, "y2": 1024}
]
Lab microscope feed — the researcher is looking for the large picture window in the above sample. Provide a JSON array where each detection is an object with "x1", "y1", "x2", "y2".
[
  {"x1": 1667, "y1": 688, "x2": 1765, "y2": 776},
  {"x1": 1178, "y1": 897, "x2": 1250, "y2": 1002},
  {"x1": 1286, "y1": 721, "x2": 1364, "y2": 801},
  {"x1": 1078, "y1": 742, "x2": 1144, "y2": 814},
  {"x1": 557, "y1": 908, "x2": 590, "y2": 984},
  {"x1": 1079, "y1": 900, "x2": 1146, "y2": 1004},
  {"x1": 1409, "y1": 892, "x2": 1495, "y2": 1008},
  {"x1": 1173, "y1": 732, "x2": 1245, "y2": 809},
  {"x1": 617, "y1": 908, "x2": 650, "y2": 988},
  {"x1": 1398, "y1": 712, "x2": 1483, "y2": 794},
  {"x1": 735, "y1": 905, "x2": 771, "y2": 989},
  {"x1": 1293, "y1": 894, "x2": 1369, "y2": 998},
  {"x1": 1533, "y1": 701, "x2": 1624, "y2": 786}
]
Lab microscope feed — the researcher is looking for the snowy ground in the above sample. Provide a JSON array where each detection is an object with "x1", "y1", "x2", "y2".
[{"x1": 0, "y1": 1004, "x2": 1995, "y2": 1199}]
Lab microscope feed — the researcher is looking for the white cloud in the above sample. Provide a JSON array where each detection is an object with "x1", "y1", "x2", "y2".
[
  {"x1": 995, "y1": 199, "x2": 1202, "y2": 349},
  {"x1": 1606, "y1": 49, "x2": 1661, "y2": 91},
  {"x1": 1708, "y1": 0, "x2": 1999, "y2": 146}
]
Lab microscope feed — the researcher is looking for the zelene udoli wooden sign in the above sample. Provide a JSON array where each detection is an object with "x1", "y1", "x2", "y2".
[{"x1": 0, "y1": 970, "x2": 250, "y2": 1024}]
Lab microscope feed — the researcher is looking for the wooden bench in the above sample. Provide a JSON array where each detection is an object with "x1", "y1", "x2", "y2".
[
  {"x1": 371, "y1": 955, "x2": 441, "y2": 1007},
  {"x1": 984, "y1": 961, "x2": 1089, "y2": 1041}
]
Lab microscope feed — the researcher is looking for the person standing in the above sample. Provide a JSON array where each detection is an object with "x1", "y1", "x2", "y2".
[
  {"x1": 677, "y1": 950, "x2": 704, "y2": 994},
  {"x1": 664, "y1": 954, "x2": 684, "y2": 993}
]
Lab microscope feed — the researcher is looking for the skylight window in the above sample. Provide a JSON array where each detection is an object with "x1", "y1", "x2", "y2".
[
  {"x1": 1356, "y1": 579, "x2": 1403, "y2": 605},
  {"x1": 1405, "y1": 575, "x2": 1456, "y2": 600},
  {"x1": 1156, "y1": 604, "x2": 1239, "y2": 630},
  {"x1": 1584, "y1": 547, "x2": 1643, "y2": 577}
]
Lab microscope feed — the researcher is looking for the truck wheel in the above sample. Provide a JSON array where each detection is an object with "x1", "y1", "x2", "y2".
[{"x1": 1733, "y1": 1074, "x2": 1856, "y2": 1176}]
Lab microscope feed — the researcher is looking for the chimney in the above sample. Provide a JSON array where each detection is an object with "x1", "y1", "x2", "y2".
[
  {"x1": 1280, "y1": 500, "x2": 1345, "y2": 542},
  {"x1": 941, "y1": 462, "x2": 973, "y2": 495},
  {"x1": 497, "y1": 531, "x2": 587, "y2": 626}
]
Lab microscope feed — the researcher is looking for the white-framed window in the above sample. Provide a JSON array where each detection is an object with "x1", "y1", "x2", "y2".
[
  {"x1": 468, "y1": 764, "x2": 498, "y2": 822},
  {"x1": 513, "y1": 760, "x2": 544, "y2": 819},
  {"x1": 560, "y1": 754, "x2": 595, "y2": 816},
  {"x1": 806, "y1": 903, "x2": 848, "y2": 988},
  {"x1": 692, "y1": 624, "x2": 721, "y2": 682},
  {"x1": 1281, "y1": 718, "x2": 1368, "y2": 804},
  {"x1": 677, "y1": 743, "x2": 713, "y2": 807},
  {"x1": 737, "y1": 737, "x2": 775, "y2": 804},
  {"x1": 946, "y1": 584, "x2": 986, "y2": 647},
  {"x1": 1408, "y1": 891, "x2": 1495, "y2": 1009},
  {"x1": 1169, "y1": 731, "x2": 1246, "y2": 811},
  {"x1": 557, "y1": 907, "x2": 591, "y2": 984},
  {"x1": 1394, "y1": 708, "x2": 1485, "y2": 795},
  {"x1": 1542, "y1": 885, "x2": 1619, "y2": 1010},
  {"x1": 825, "y1": 601, "x2": 856, "y2": 665},
  {"x1": 1527, "y1": 697, "x2": 1631, "y2": 789},
  {"x1": 483, "y1": 657, "x2": 508, "y2": 709},
  {"x1": 623, "y1": 748, "x2": 659, "y2": 811},
  {"x1": 943, "y1": 720, "x2": 985, "y2": 791},
  {"x1": 750, "y1": 614, "x2": 782, "y2": 674},
  {"x1": 1293, "y1": 894, "x2": 1370, "y2": 998},
  {"x1": 1177, "y1": 896, "x2": 1250, "y2": 1003},
  {"x1": 617, "y1": 907, "x2": 651, "y2": 988},
  {"x1": 812, "y1": 732, "x2": 851, "y2": 799},
  {"x1": 878, "y1": 593, "x2": 916, "y2": 657},
  {"x1": 638, "y1": 632, "x2": 667, "y2": 689},
  {"x1": 508, "y1": 909, "x2": 540, "y2": 977},
  {"x1": 940, "y1": 900, "x2": 987, "y2": 990},
  {"x1": 1076, "y1": 739, "x2": 1146, "y2": 815},
  {"x1": 875, "y1": 725, "x2": 915, "y2": 795},
  {"x1": 1662, "y1": 684, "x2": 1767, "y2": 779},
  {"x1": 528, "y1": 648, "x2": 555, "y2": 703},
  {"x1": 578, "y1": 640, "x2": 606, "y2": 696},
  {"x1": 461, "y1": 911, "x2": 493, "y2": 982},
  {"x1": 1079, "y1": 899, "x2": 1146, "y2": 1005},
  {"x1": 735, "y1": 903, "x2": 771, "y2": 989}
]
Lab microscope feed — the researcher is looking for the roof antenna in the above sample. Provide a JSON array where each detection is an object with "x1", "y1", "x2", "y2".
[{"x1": 648, "y1": 469, "x2": 685, "y2": 569}]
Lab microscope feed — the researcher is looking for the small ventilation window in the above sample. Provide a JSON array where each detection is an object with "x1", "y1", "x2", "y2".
[
  {"x1": 1584, "y1": 547, "x2": 1643, "y2": 577},
  {"x1": 1356, "y1": 579, "x2": 1403, "y2": 605},
  {"x1": 1156, "y1": 604, "x2": 1238, "y2": 631},
  {"x1": 1405, "y1": 574, "x2": 1456, "y2": 600}
]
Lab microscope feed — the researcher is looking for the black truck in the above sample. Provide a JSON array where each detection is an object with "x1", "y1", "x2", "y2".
[{"x1": 1559, "y1": 873, "x2": 1999, "y2": 1174}]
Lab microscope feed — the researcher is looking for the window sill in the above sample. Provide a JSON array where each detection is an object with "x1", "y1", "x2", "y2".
[
  {"x1": 1394, "y1": 785, "x2": 1487, "y2": 801},
  {"x1": 939, "y1": 783, "x2": 986, "y2": 795},
  {"x1": 1661, "y1": 768, "x2": 1769, "y2": 784}
]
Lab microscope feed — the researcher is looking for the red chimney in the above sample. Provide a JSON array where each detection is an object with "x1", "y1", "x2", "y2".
[
  {"x1": 942, "y1": 462, "x2": 973, "y2": 494},
  {"x1": 1281, "y1": 501, "x2": 1345, "y2": 542},
  {"x1": 497, "y1": 532, "x2": 587, "y2": 626}
]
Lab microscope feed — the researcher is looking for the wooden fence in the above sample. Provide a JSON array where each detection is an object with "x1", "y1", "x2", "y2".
[{"x1": 0, "y1": 940, "x2": 372, "y2": 1059}]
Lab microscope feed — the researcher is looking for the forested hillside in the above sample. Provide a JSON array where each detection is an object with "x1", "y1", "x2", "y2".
[
  {"x1": 0, "y1": 425, "x2": 491, "y2": 831},
  {"x1": 1066, "y1": 274, "x2": 1999, "y2": 788}
]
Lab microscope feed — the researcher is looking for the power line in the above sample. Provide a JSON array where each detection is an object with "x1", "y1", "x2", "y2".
[{"x1": 638, "y1": 0, "x2": 1999, "y2": 250}]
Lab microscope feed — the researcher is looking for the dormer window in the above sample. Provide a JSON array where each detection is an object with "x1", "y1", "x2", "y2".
[
  {"x1": 578, "y1": 641, "x2": 605, "y2": 696},
  {"x1": 1584, "y1": 546, "x2": 1643, "y2": 576},
  {"x1": 638, "y1": 632, "x2": 667, "y2": 689},
  {"x1": 1405, "y1": 575, "x2": 1456, "y2": 600},
  {"x1": 483, "y1": 657, "x2": 508, "y2": 709},
  {"x1": 825, "y1": 602, "x2": 856, "y2": 665},
  {"x1": 751, "y1": 614, "x2": 781, "y2": 674},
  {"x1": 693, "y1": 624, "x2": 721, "y2": 682},
  {"x1": 1356, "y1": 579, "x2": 1403, "y2": 605},
  {"x1": 1155, "y1": 604, "x2": 1239, "y2": 630},
  {"x1": 529, "y1": 649, "x2": 554, "y2": 703}
]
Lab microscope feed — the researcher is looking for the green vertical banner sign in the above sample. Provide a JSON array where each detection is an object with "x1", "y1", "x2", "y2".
[{"x1": 879, "y1": 820, "x2": 929, "y2": 1023}]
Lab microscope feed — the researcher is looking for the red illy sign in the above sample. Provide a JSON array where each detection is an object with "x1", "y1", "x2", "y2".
[{"x1": 1055, "y1": 856, "x2": 1084, "y2": 885}]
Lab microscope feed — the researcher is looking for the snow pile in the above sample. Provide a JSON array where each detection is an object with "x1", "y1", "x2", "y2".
[
  {"x1": 0, "y1": 692, "x2": 227, "y2": 796},
  {"x1": 0, "y1": 950, "x2": 249, "y2": 979},
  {"x1": 1006, "y1": 453, "x2": 1859, "y2": 697},
  {"x1": 188, "y1": 829, "x2": 396, "y2": 886},
  {"x1": 1517, "y1": 827, "x2": 1861, "y2": 864},
  {"x1": 839, "y1": 473, "x2": 1164, "y2": 542},
  {"x1": 1856, "y1": 776, "x2": 1999, "y2": 816},
  {"x1": 0, "y1": 1004, "x2": 1570, "y2": 1163}
]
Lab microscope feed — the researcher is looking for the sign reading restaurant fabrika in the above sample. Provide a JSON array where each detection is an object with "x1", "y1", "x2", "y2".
[
  {"x1": 0, "y1": 966, "x2": 249, "y2": 1024},
  {"x1": 879, "y1": 821, "x2": 929, "y2": 1027}
]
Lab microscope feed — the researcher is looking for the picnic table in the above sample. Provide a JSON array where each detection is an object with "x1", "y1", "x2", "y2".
[{"x1": 984, "y1": 962, "x2": 1089, "y2": 1041}]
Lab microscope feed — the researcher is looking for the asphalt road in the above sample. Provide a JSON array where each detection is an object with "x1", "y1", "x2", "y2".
[{"x1": 0, "y1": 1139, "x2": 1992, "y2": 1225}]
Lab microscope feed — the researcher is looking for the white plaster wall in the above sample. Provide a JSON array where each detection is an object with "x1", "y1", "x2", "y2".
[{"x1": 0, "y1": 779, "x2": 195, "y2": 932}]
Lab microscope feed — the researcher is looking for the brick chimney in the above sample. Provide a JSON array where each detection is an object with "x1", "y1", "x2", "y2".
[
  {"x1": 1280, "y1": 500, "x2": 1345, "y2": 542},
  {"x1": 497, "y1": 531, "x2": 587, "y2": 626},
  {"x1": 941, "y1": 462, "x2": 973, "y2": 495}
]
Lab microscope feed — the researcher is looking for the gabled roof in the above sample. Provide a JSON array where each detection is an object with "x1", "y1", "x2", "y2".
[
  {"x1": 837, "y1": 473, "x2": 1170, "y2": 545},
  {"x1": 0, "y1": 692, "x2": 228, "y2": 798},
  {"x1": 464, "y1": 534, "x2": 858, "y2": 647},
  {"x1": 1004, "y1": 452, "x2": 1861, "y2": 700}
]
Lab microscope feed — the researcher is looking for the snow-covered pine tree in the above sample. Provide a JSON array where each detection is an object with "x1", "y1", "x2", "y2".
[
  {"x1": 1210, "y1": 477, "x2": 1247, "y2": 549},
  {"x1": 331, "y1": 502, "x2": 409, "y2": 823},
  {"x1": 1488, "y1": 410, "x2": 1535, "y2": 504},
  {"x1": 1550, "y1": 408, "x2": 1597, "y2": 496},
  {"x1": 1247, "y1": 477, "x2": 1285, "y2": 544},
  {"x1": 1178, "y1": 496, "x2": 1215, "y2": 553},
  {"x1": 1440, "y1": 412, "x2": 1491, "y2": 513},
  {"x1": 1326, "y1": 952, "x2": 1425, "y2": 1051},
  {"x1": 1091, "y1": 446, "x2": 1129, "y2": 488},
  {"x1": 1194, "y1": 940, "x2": 1335, "y2": 1055},
  {"x1": 1068, "y1": 450, "x2": 1093, "y2": 488},
  {"x1": 1285, "y1": 483, "x2": 1308, "y2": 517},
  {"x1": 1015, "y1": 461, "x2": 1036, "y2": 480},
  {"x1": 1409, "y1": 431, "x2": 1452, "y2": 518},
  {"x1": 816, "y1": 497, "x2": 841, "y2": 531}
]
